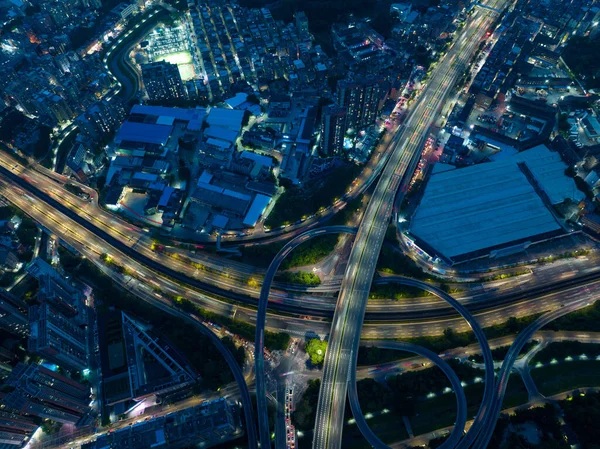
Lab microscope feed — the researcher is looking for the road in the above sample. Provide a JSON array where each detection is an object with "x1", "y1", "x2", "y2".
[
  {"x1": 5, "y1": 162, "x2": 600, "y2": 338},
  {"x1": 469, "y1": 285, "x2": 600, "y2": 449},
  {"x1": 312, "y1": 2, "x2": 507, "y2": 448},
  {"x1": 104, "y1": 9, "x2": 168, "y2": 101},
  {"x1": 253, "y1": 225, "x2": 496, "y2": 449},
  {"x1": 349, "y1": 341, "x2": 467, "y2": 449},
  {"x1": 5, "y1": 148, "x2": 600, "y2": 324},
  {"x1": 255, "y1": 226, "x2": 356, "y2": 449}
]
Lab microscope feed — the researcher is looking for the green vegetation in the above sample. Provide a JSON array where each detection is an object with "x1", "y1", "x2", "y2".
[
  {"x1": 488, "y1": 404, "x2": 567, "y2": 449},
  {"x1": 292, "y1": 379, "x2": 320, "y2": 430},
  {"x1": 278, "y1": 271, "x2": 321, "y2": 286},
  {"x1": 469, "y1": 340, "x2": 538, "y2": 364},
  {"x1": 57, "y1": 246, "x2": 83, "y2": 272},
  {"x1": 409, "y1": 374, "x2": 528, "y2": 437},
  {"x1": 531, "y1": 342, "x2": 600, "y2": 365},
  {"x1": 385, "y1": 360, "x2": 484, "y2": 414},
  {"x1": 265, "y1": 163, "x2": 361, "y2": 228},
  {"x1": 558, "y1": 113, "x2": 570, "y2": 138},
  {"x1": 482, "y1": 269, "x2": 531, "y2": 282},
  {"x1": 536, "y1": 249, "x2": 590, "y2": 265},
  {"x1": 329, "y1": 196, "x2": 363, "y2": 226},
  {"x1": 357, "y1": 346, "x2": 413, "y2": 366},
  {"x1": 400, "y1": 317, "x2": 541, "y2": 354},
  {"x1": 0, "y1": 109, "x2": 27, "y2": 144},
  {"x1": 0, "y1": 204, "x2": 39, "y2": 260},
  {"x1": 531, "y1": 361, "x2": 600, "y2": 397},
  {"x1": 355, "y1": 378, "x2": 391, "y2": 412},
  {"x1": 55, "y1": 130, "x2": 80, "y2": 172},
  {"x1": 305, "y1": 338, "x2": 327, "y2": 366},
  {"x1": 221, "y1": 337, "x2": 245, "y2": 369},
  {"x1": 376, "y1": 247, "x2": 428, "y2": 280},
  {"x1": 171, "y1": 295, "x2": 290, "y2": 351},
  {"x1": 69, "y1": 260, "x2": 233, "y2": 389},
  {"x1": 40, "y1": 419, "x2": 63, "y2": 435},
  {"x1": 348, "y1": 363, "x2": 527, "y2": 440},
  {"x1": 282, "y1": 235, "x2": 338, "y2": 269},
  {"x1": 562, "y1": 391, "x2": 600, "y2": 449},
  {"x1": 564, "y1": 35, "x2": 600, "y2": 89},
  {"x1": 62, "y1": 256, "x2": 284, "y2": 388},
  {"x1": 369, "y1": 283, "x2": 431, "y2": 300},
  {"x1": 239, "y1": 234, "x2": 339, "y2": 269},
  {"x1": 547, "y1": 300, "x2": 600, "y2": 332},
  {"x1": 34, "y1": 126, "x2": 52, "y2": 162}
]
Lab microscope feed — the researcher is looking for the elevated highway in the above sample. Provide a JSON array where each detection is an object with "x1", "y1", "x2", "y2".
[{"x1": 312, "y1": 1, "x2": 507, "y2": 447}]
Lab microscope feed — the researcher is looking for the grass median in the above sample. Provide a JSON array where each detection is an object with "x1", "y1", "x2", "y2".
[{"x1": 531, "y1": 360, "x2": 600, "y2": 397}]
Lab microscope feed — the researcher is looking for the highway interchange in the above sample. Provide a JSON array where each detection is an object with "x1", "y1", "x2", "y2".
[
  {"x1": 3, "y1": 0, "x2": 600, "y2": 447},
  {"x1": 312, "y1": 2, "x2": 509, "y2": 448}
]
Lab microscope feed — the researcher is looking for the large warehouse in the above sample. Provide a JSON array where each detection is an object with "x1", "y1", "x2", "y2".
[{"x1": 409, "y1": 145, "x2": 583, "y2": 264}]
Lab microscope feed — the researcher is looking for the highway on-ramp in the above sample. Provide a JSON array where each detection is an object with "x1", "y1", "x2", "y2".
[{"x1": 349, "y1": 340, "x2": 467, "y2": 449}]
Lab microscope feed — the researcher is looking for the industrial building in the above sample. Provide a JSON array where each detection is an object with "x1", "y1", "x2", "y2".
[{"x1": 409, "y1": 145, "x2": 583, "y2": 263}]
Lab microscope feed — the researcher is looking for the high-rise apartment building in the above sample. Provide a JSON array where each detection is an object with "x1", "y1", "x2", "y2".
[
  {"x1": 77, "y1": 99, "x2": 127, "y2": 139},
  {"x1": 141, "y1": 62, "x2": 187, "y2": 102},
  {"x1": 319, "y1": 104, "x2": 347, "y2": 156},
  {"x1": 295, "y1": 11, "x2": 309, "y2": 36},
  {"x1": 28, "y1": 303, "x2": 88, "y2": 372},
  {"x1": 3, "y1": 363, "x2": 90, "y2": 425},
  {"x1": 336, "y1": 76, "x2": 387, "y2": 130}
]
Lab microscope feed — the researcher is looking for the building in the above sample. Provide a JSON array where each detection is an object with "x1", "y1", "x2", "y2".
[
  {"x1": 319, "y1": 104, "x2": 347, "y2": 156},
  {"x1": 337, "y1": 77, "x2": 386, "y2": 130},
  {"x1": 77, "y1": 99, "x2": 127, "y2": 139},
  {"x1": 0, "y1": 289, "x2": 28, "y2": 337},
  {"x1": 582, "y1": 115, "x2": 600, "y2": 141},
  {"x1": 28, "y1": 303, "x2": 88, "y2": 372},
  {"x1": 82, "y1": 399, "x2": 240, "y2": 449},
  {"x1": 3, "y1": 363, "x2": 90, "y2": 425},
  {"x1": 26, "y1": 258, "x2": 88, "y2": 324},
  {"x1": 34, "y1": 92, "x2": 73, "y2": 124},
  {"x1": 409, "y1": 145, "x2": 583, "y2": 264},
  {"x1": 111, "y1": 2, "x2": 138, "y2": 19},
  {"x1": 295, "y1": 11, "x2": 309, "y2": 36},
  {"x1": 0, "y1": 407, "x2": 38, "y2": 447},
  {"x1": 141, "y1": 62, "x2": 187, "y2": 102},
  {"x1": 98, "y1": 311, "x2": 196, "y2": 406}
]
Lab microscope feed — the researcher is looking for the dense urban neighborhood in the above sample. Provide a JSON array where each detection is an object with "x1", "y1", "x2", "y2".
[{"x1": 1, "y1": 0, "x2": 600, "y2": 448}]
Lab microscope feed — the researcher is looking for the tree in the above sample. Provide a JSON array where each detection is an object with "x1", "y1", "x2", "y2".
[
  {"x1": 305, "y1": 338, "x2": 327, "y2": 366},
  {"x1": 247, "y1": 94, "x2": 260, "y2": 105},
  {"x1": 242, "y1": 110, "x2": 252, "y2": 127}
]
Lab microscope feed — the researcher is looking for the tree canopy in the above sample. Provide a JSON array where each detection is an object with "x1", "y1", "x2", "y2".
[{"x1": 305, "y1": 338, "x2": 327, "y2": 366}]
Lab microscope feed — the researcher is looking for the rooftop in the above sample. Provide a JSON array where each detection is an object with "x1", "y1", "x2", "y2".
[
  {"x1": 115, "y1": 122, "x2": 172, "y2": 146},
  {"x1": 410, "y1": 157, "x2": 563, "y2": 262}
]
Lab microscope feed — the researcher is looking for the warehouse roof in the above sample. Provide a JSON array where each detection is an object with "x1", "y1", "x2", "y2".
[
  {"x1": 515, "y1": 145, "x2": 584, "y2": 205},
  {"x1": 206, "y1": 108, "x2": 245, "y2": 132},
  {"x1": 204, "y1": 126, "x2": 239, "y2": 144},
  {"x1": 410, "y1": 158, "x2": 562, "y2": 261},
  {"x1": 115, "y1": 122, "x2": 172, "y2": 146},
  {"x1": 130, "y1": 104, "x2": 207, "y2": 127},
  {"x1": 243, "y1": 194, "x2": 271, "y2": 227}
]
